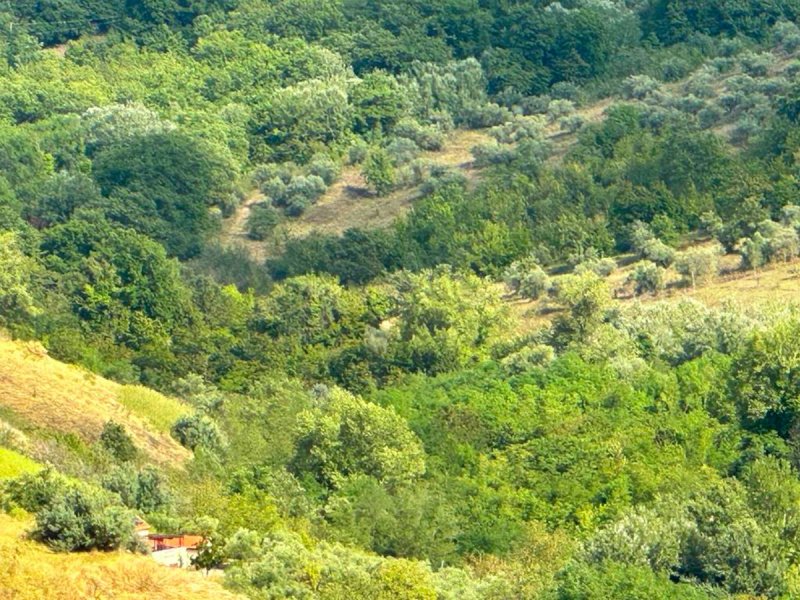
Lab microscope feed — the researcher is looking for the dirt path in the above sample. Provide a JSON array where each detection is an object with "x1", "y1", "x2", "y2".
[{"x1": 218, "y1": 189, "x2": 271, "y2": 262}]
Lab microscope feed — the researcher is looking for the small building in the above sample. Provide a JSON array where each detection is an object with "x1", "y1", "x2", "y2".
[{"x1": 148, "y1": 533, "x2": 205, "y2": 569}]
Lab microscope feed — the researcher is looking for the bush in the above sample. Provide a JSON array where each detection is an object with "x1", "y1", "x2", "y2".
[
  {"x1": 621, "y1": 75, "x2": 660, "y2": 100},
  {"x1": 489, "y1": 116, "x2": 545, "y2": 144},
  {"x1": 171, "y1": 413, "x2": 226, "y2": 453},
  {"x1": 308, "y1": 154, "x2": 341, "y2": 186},
  {"x1": 547, "y1": 99, "x2": 575, "y2": 122},
  {"x1": 471, "y1": 143, "x2": 515, "y2": 168},
  {"x1": 5, "y1": 470, "x2": 137, "y2": 553},
  {"x1": 628, "y1": 261, "x2": 666, "y2": 296},
  {"x1": 247, "y1": 204, "x2": 280, "y2": 241},
  {"x1": 393, "y1": 118, "x2": 445, "y2": 151},
  {"x1": 460, "y1": 103, "x2": 512, "y2": 128},
  {"x1": 34, "y1": 486, "x2": 136, "y2": 552},
  {"x1": 102, "y1": 465, "x2": 172, "y2": 514},
  {"x1": 575, "y1": 258, "x2": 616, "y2": 278},
  {"x1": 503, "y1": 259, "x2": 552, "y2": 300},
  {"x1": 385, "y1": 137, "x2": 420, "y2": 167},
  {"x1": 99, "y1": 421, "x2": 138, "y2": 462},
  {"x1": 740, "y1": 52, "x2": 771, "y2": 77},
  {"x1": 347, "y1": 139, "x2": 370, "y2": 165}
]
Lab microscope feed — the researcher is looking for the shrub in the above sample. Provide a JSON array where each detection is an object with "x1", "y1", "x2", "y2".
[
  {"x1": 99, "y1": 421, "x2": 138, "y2": 462},
  {"x1": 674, "y1": 244, "x2": 723, "y2": 288},
  {"x1": 575, "y1": 258, "x2": 616, "y2": 278},
  {"x1": 385, "y1": 137, "x2": 420, "y2": 166},
  {"x1": 489, "y1": 116, "x2": 545, "y2": 144},
  {"x1": 559, "y1": 115, "x2": 585, "y2": 133},
  {"x1": 393, "y1": 118, "x2": 445, "y2": 151},
  {"x1": 34, "y1": 486, "x2": 136, "y2": 552},
  {"x1": 171, "y1": 413, "x2": 226, "y2": 453},
  {"x1": 503, "y1": 259, "x2": 552, "y2": 300},
  {"x1": 740, "y1": 52, "x2": 772, "y2": 77},
  {"x1": 308, "y1": 154, "x2": 341, "y2": 186},
  {"x1": 347, "y1": 139, "x2": 370, "y2": 165},
  {"x1": 621, "y1": 75, "x2": 660, "y2": 100},
  {"x1": 5, "y1": 470, "x2": 137, "y2": 553},
  {"x1": 471, "y1": 143, "x2": 515, "y2": 168},
  {"x1": 628, "y1": 261, "x2": 666, "y2": 296},
  {"x1": 547, "y1": 99, "x2": 575, "y2": 122},
  {"x1": 247, "y1": 204, "x2": 280, "y2": 241},
  {"x1": 460, "y1": 103, "x2": 512, "y2": 128}
]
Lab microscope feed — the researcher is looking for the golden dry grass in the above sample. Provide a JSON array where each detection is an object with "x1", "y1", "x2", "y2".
[
  {"x1": 0, "y1": 514, "x2": 243, "y2": 600},
  {"x1": 505, "y1": 251, "x2": 800, "y2": 335},
  {"x1": 0, "y1": 340, "x2": 189, "y2": 467},
  {"x1": 219, "y1": 129, "x2": 495, "y2": 263},
  {"x1": 284, "y1": 128, "x2": 492, "y2": 239}
]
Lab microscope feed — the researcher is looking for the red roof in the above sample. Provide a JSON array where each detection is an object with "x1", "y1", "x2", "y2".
[{"x1": 148, "y1": 534, "x2": 204, "y2": 552}]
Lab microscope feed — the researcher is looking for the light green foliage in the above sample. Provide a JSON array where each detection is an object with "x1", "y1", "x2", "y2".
[
  {"x1": 737, "y1": 232, "x2": 768, "y2": 271},
  {"x1": 291, "y1": 388, "x2": 425, "y2": 489},
  {"x1": 0, "y1": 447, "x2": 41, "y2": 479},
  {"x1": 628, "y1": 261, "x2": 666, "y2": 296},
  {"x1": 504, "y1": 258, "x2": 552, "y2": 299},
  {"x1": 391, "y1": 267, "x2": 507, "y2": 373},
  {"x1": 81, "y1": 103, "x2": 175, "y2": 155},
  {"x1": 171, "y1": 413, "x2": 226, "y2": 454},
  {"x1": 674, "y1": 244, "x2": 723, "y2": 289},
  {"x1": 553, "y1": 272, "x2": 611, "y2": 340},
  {"x1": 732, "y1": 316, "x2": 800, "y2": 436},
  {"x1": 0, "y1": 231, "x2": 39, "y2": 325}
]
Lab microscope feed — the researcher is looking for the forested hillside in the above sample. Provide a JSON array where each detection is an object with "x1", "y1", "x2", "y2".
[{"x1": 7, "y1": 1, "x2": 800, "y2": 598}]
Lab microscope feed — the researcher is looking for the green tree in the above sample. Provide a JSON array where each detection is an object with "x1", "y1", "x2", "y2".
[
  {"x1": 0, "y1": 231, "x2": 39, "y2": 326},
  {"x1": 171, "y1": 413, "x2": 226, "y2": 453},
  {"x1": 290, "y1": 387, "x2": 426, "y2": 490},
  {"x1": 553, "y1": 272, "x2": 611, "y2": 341},
  {"x1": 628, "y1": 261, "x2": 666, "y2": 296},
  {"x1": 674, "y1": 245, "x2": 722, "y2": 289},
  {"x1": 363, "y1": 147, "x2": 396, "y2": 196}
]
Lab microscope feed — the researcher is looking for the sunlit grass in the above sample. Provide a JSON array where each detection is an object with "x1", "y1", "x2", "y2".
[
  {"x1": 0, "y1": 447, "x2": 40, "y2": 479},
  {"x1": 117, "y1": 386, "x2": 190, "y2": 434}
]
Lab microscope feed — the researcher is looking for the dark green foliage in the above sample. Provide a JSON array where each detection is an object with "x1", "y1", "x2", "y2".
[
  {"x1": 102, "y1": 465, "x2": 172, "y2": 514},
  {"x1": 246, "y1": 204, "x2": 279, "y2": 241},
  {"x1": 99, "y1": 420, "x2": 137, "y2": 462},
  {"x1": 363, "y1": 148, "x2": 396, "y2": 196},
  {"x1": 34, "y1": 486, "x2": 136, "y2": 552},
  {"x1": 92, "y1": 132, "x2": 233, "y2": 259},
  {"x1": 3, "y1": 470, "x2": 137, "y2": 552}
]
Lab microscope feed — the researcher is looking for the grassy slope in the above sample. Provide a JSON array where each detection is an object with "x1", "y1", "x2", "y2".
[
  {"x1": 0, "y1": 514, "x2": 243, "y2": 600},
  {"x1": 0, "y1": 339, "x2": 190, "y2": 467},
  {"x1": 220, "y1": 128, "x2": 494, "y2": 262},
  {"x1": 507, "y1": 248, "x2": 800, "y2": 335},
  {"x1": 0, "y1": 448, "x2": 41, "y2": 479}
]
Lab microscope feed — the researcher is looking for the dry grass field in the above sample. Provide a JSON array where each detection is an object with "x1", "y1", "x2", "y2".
[
  {"x1": 0, "y1": 514, "x2": 242, "y2": 600},
  {"x1": 0, "y1": 339, "x2": 190, "y2": 466},
  {"x1": 505, "y1": 251, "x2": 800, "y2": 335}
]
